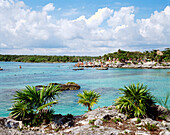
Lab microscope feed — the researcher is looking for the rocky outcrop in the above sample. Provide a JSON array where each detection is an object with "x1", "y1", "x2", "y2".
[
  {"x1": 0, "y1": 117, "x2": 22, "y2": 129},
  {"x1": 60, "y1": 106, "x2": 170, "y2": 135},
  {"x1": 36, "y1": 82, "x2": 80, "y2": 91},
  {"x1": 60, "y1": 82, "x2": 80, "y2": 91}
]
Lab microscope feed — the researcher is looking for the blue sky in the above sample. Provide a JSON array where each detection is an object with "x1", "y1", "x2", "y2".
[
  {"x1": 0, "y1": 0, "x2": 170, "y2": 55},
  {"x1": 23, "y1": 0, "x2": 170, "y2": 19}
]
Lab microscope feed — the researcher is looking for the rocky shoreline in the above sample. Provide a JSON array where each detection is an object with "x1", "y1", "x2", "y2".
[
  {"x1": 0, "y1": 105, "x2": 169, "y2": 135},
  {"x1": 76, "y1": 62, "x2": 170, "y2": 69}
]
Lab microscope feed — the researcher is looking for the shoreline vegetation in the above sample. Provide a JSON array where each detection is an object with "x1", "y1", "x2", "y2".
[
  {"x1": 0, "y1": 48, "x2": 169, "y2": 63},
  {"x1": 0, "y1": 83, "x2": 169, "y2": 134}
]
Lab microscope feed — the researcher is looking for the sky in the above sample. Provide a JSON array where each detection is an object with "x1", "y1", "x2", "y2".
[{"x1": 0, "y1": 0, "x2": 170, "y2": 56}]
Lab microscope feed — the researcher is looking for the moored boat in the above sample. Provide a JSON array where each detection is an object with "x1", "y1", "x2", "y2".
[
  {"x1": 73, "y1": 68, "x2": 84, "y2": 71},
  {"x1": 96, "y1": 67, "x2": 108, "y2": 70}
]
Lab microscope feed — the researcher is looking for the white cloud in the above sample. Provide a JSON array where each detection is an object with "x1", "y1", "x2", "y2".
[
  {"x1": 62, "y1": 8, "x2": 78, "y2": 16},
  {"x1": 86, "y1": 7, "x2": 113, "y2": 28},
  {"x1": 107, "y1": 6, "x2": 135, "y2": 28},
  {"x1": 0, "y1": 0, "x2": 170, "y2": 55},
  {"x1": 0, "y1": 43, "x2": 8, "y2": 48},
  {"x1": 57, "y1": 8, "x2": 61, "y2": 11},
  {"x1": 42, "y1": 3, "x2": 55, "y2": 12}
]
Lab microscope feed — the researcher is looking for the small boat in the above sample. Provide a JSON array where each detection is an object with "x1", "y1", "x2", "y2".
[
  {"x1": 0, "y1": 68, "x2": 3, "y2": 71},
  {"x1": 96, "y1": 67, "x2": 108, "y2": 70},
  {"x1": 73, "y1": 68, "x2": 84, "y2": 71}
]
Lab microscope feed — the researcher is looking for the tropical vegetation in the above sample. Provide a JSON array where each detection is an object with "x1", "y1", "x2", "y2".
[
  {"x1": 114, "y1": 83, "x2": 156, "y2": 118},
  {"x1": 9, "y1": 85, "x2": 61, "y2": 126},
  {"x1": 0, "y1": 48, "x2": 169, "y2": 63},
  {"x1": 77, "y1": 90, "x2": 101, "y2": 111},
  {"x1": 102, "y1": 48, "x2": 170, "y2": 63}
]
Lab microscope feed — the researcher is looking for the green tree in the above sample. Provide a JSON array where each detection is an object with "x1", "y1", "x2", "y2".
[
  {"x1": 114, "y1": 83, "x2": 155, "y2": 118},
  {"x1": 9, "y1": 85, "x2": 60, "y2": 125},
  {"x1": 77, "y1": 90, "x2": 100, "y2": 111}
]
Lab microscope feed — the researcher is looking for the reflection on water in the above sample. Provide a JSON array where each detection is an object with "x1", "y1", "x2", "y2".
[{"x1": 0, "y1": 62, "x2": 169, "y2": 116}]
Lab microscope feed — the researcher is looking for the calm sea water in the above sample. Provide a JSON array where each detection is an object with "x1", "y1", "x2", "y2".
[{"x1": 0, "y1": 62, "x2": 169, "y2": 117}]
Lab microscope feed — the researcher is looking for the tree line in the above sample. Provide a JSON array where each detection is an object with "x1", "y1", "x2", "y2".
[
  {"x1": 0, "y1": 55, "x2": 99, "y2": 63},
  {"x1": 0, "y1": 48, "x2": 169, "y2": 63}
]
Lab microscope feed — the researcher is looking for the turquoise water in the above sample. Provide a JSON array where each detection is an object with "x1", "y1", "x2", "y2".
[{"x1": 0, "y1": 62, "x2": 169, "y2": 117}]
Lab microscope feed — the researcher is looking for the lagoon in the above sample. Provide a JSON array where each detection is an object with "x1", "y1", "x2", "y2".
[{"x1": 0, "y1": 62, "x2": 169, "y2": 117}]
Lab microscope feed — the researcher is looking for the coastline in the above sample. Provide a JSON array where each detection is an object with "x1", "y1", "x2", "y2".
[
  {"x1": 1, "y1": 61, "x2": 170, "y2": 69},
  {"x1": 78, "y1": 65, "x2": 170, "y2": 69},
  {"x1": 77, "y1": 62, "x2": 170, "y2": 69}
]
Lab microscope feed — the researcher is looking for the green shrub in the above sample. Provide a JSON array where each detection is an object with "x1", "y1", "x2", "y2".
[
  {"x1": 136, "y1": 118, "x2": 141, "y2": 124},
  {"x1": 145, "y1": 123, "x2": 158, "y2": 131},
  {"x1": 102, "y1": 119, "x2": 108, "y2": 122},
  {"x1": 90, "y1": 125, "x2": 99, "y2": 128},
  {"x1": 112, "y1": 117, "x2": 122, "y2": 123},
  {"x1": 89, "y1": 119, "x2": 96, "y2": 124},
  {"x1": 108, "y1": 107, "x2": 112, "y2": 110},
  {"x1": 54, "y1": 127, "x2": 61, "y2": 132},
  {"x1": 158, "y1": 115, "x2": 167, "y2": 120},
  {"x1": 114, "y1": 83, "x2": 156, "y2": 118},
  {"x1": 112, "y1": 119, "x2": 117, "y2": 123}
]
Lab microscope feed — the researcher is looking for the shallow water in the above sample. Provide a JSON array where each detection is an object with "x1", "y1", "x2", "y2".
[{"x1": 0, "y1": 62, "x2": 169, "y2": 117}]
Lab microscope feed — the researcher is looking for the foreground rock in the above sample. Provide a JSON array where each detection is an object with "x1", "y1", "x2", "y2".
[
  {"x1": 36, "y1": 82, "x2": 80, "y2": 91},
  {"x1": 60, "y1": 106, "x2": 170, "y2": 135},
  {"x1": 0, "y1": 105, "x2": 170, "y2": 135}
]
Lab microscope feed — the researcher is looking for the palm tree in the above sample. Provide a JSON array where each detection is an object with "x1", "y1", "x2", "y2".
[
  {"x1": 114, "y1": 83, "x2": 155, "y2": 118},
  {"x1": 9, "y1": 85, "x2": 60, "y2": 124},
  {"x1": 77, "y1": 90, "x2": 100, "y2": 111}
]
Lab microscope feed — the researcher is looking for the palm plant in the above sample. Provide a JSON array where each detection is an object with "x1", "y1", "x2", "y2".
[
  {"x1": 114, "y1": 83, "x2": 155, "y2": 118},
  {"x1": 9, "y1": 85, "x2": 60, "y2": 125},
  {"x1": 77, "y1": 90, "x2": 100, "y2": 111},
  {"x1": 156, "y1": 92, "x2": 170, "y2": 110}
]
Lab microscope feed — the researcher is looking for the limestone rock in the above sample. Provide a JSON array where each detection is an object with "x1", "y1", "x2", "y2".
[
  {"x1": 36, "y1": 82, "x2": 80, "y2": 91},
  {"x1": 94, "y1": 119, "x2": 103, "y2": 126},
  {"x1": 61, "y1": 82, "x2": 80, "y2": 90}
]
